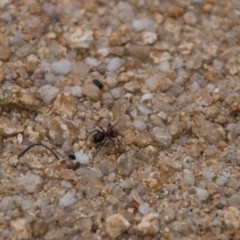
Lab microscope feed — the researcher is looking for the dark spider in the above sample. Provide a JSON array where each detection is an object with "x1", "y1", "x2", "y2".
[
  {"x1": 89, "y1": 122, "x2": 121, "y2": 155},
  {"x1": 68, "y1": 122, "x2": 121, "y2": 159}
]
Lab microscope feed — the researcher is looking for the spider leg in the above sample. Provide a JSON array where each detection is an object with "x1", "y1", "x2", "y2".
[
  {"x1": 18, "y1": 143, "x2": 59, "y2": 160},
  {"x1": 94, "y1": 138, "x2": 107, "y2": 156}
]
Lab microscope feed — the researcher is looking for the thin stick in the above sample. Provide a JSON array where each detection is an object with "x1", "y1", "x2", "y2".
[{"x1": 18, "y1": 143, "x2": 59, "y2": 160}]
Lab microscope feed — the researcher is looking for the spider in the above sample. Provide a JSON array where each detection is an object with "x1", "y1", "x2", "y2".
[{"x1": 69, "y1": 121, "x2": 122, "y2": 159}]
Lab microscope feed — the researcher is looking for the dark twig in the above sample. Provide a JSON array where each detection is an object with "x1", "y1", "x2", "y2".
[{"x1": 18, "y1": 143, "x2": 59, "y2": 160}]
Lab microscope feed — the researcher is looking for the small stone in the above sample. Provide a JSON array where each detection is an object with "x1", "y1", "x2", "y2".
[
  {"x1": 37, "y1": 85, "x2": 59, "y2": 104},
  {"x1": 109, "y1": 25, "x2": 131, "y2": 46},
  {"x1": 110, "y1": 88, "x2": 122, "y2": 99},
  {"x1": 150, "y1": 50, "x2": 171, "y2": 64},
  {"x1": 133, "y1": 120, "x2": 146, "y2": 131},
  {"x1": 0, "y1": 84, "x2": 40, "y2": 111},
  {"x1": 18, "y1": 174, "x2": 43, "y2": 194},
  {"x1": 167, "y1": 4, "x2": 184, "y2": 18},
  {"x1": 227, "y1": 195, "x2": 240, "y2": 209},
  {"x1": 186, "y1": 54, "x2": 203, "y2": 69},
  {"x1": 0, "y1": 116, "x2": 24, "y2": 136},
  {"x1": 60, "y1": 169, "x2": 77, "y2": 181},
  {"x1": 40, "y1": 205, "x2": 55, "y2": 219},
  {"x1": 32, "y1": 219, "x2": 48, "y2": 238},
  {"x1": 73, "y1": 151, "x2": 91, "y2": 165},
  {"x1": 82, "y1": 84, "x2": 101, "y2": 101},
  {"x1": 136, "y1": 212, "x2": 159, "y2": 236},
  {"x1": 52, "y1": 92, "x2": 74, "y2": 117},
  {"x1": 127, "y1": 44, "x2": 150, "y2": 61},
  {"x1": 144, "y1": 172, "x2": 164, "y2": 192},
  {"x1": 138, "y1": 204, "x2": 151, "y2": 215},
  {"x1": 58, "y1": 190, "x2": 76, "y2": 208},
  {"x1": 0, "y1": 45, "x2": 11, "y2": 61},
  {"x1": 183, "y1": 169, "x2": 195, "y2": 186},
  {"x1": 224, "y1": 207, "x2": 240, "y2": 230},
  {"x1": 138, "y1": 105, "x2": 152, "y2": 115},
  {"x1": 132, "y1": 18, "x2": 155, "y2": 32},
  {"x1": 141, "y1": 31, "x2": 157, "y2": 45},
  {"x1": 68, "y1": 86, "x2": 82, "y2": 97},
  {"x1": 195, "y1": 187, "x2": 209, "y2": 201},
  {"x1": 100, "y1": 155, "x2": 117, "y2": 175},
  {"x1": 78, "y1": 218, "x2": 93, "y2": 232},
  {"x1": 0, "y1": 0, "x2": 12, "y2": 8},
  {"x1": 11, "y1": 219, "x2": 32, "y2": 240},
  {"x1": 216, "y1": 176, "x2": 228, "y2": 186},
  {"x1": 85, "y1": 57, "x2": 99, "y2": 67},
  {"x1": 0, "y1": 196, "x2": 14, "y2": 212},
  {"x1": 202, "y1": 167, "x2": 215, "y2": 180},
  {"x1": 107, "y1": 57, "x2": 122, "y2": 72},
  {"x1": 60, "y1": 180, "x2": 72, "y2": 189},
  {"x1": 133, "y1": 131, "x2": 152, "y2": 148},
  {"x1": 106, "y1": 213, "x2": 130, "y2": 238},
  {"x1": 158, "y1": 61, "x2": 170, "y2": 72},
  {"x1": 48, "y1": 117, "x2": 77, "y2": 145},
  {"x1": 76, "y1": 177, "x2": 103, "y2": 199},
  {"x1": 183, "y1": 11, "x2": 197, "y2": 25},
  {"x1": 64, "y1": 26, "x2": 94, "y2": 49},
  {"x1": 124, "y1": 80, "x2": 141, "y2": 93},
  {"x1": 152, "y1": 127, "x2": 172, "y2": 148},
  {"x1": 51, "y1": 60, "x2": 73, "y2": 75}
]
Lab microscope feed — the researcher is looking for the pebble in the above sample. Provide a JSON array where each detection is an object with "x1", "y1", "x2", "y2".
[
  {"x1": 76, "y1": 177, "x2": 103, "y2": 199},
  {"x1": 85, "y1": 57, "x2": 99, "y2": 67},
  {"x1": 0, "y1": 196, "x2": 14, "y2": 212},
  {"x1": 132, "y1": 18, "x2": 155, "y2": 32},
  {"x1": 68, "y1": 86, "x2": 83, "y2": 97},
  {"x1": 227, "y1": 195, "x2": 240, "y2": 209},
  {"x1": 32, "y1": 219, "x2": 49, "y2": 238},
  {"x1": 195, "y1": 187, "x2": 209, "y2": 201},
  {"x1": 158, "y1": 61, "x2": 170, "y2": 72},
  {"x1": 58, "y1": 190, "x2": 77, "y2": 208},
  {"x1": 183, "y1": 169, "x2": 195, "y2": 186},
  {"x1": 144, "y1": 172, "x2": 164, "y2": 192},
  {"x1": 17, "y1": 174, "x2": 43, "y2": 194},
  {"x1": 141, "y1": 31, "x2": 157, "y2": 44},
  {"x1": 152, "y1": 127, "x2": 172, "y2": 148},
  {"x1": 60, "y1": 169, "x2": 77, "y2": 181},
  {"x1": 124, "y1": 80, "x2": 141, "y2": 93},
  {"x1": 51, "y1": 60, "x2": 73, "y2": 75},
  {"x1": 109, "y1": 25, "x2": 132, "y2": 46},
  {"x1": 11, "y1": 219, "x2": 32, "y2": 240},
  {"x1": 0, "y1": 116, "x2": 24, "y2": 137},
  {"x1": 136, "y1": 212, "x2": 159, "y2": 236},
  {"x1": 73, "y1": 151, "x2": 91, "y2": 165},
  {"x1": 64, "y1": 26, "x2": 94, "y2": 49},
  {"x1": 186, "y1": 54, "x2": 203, "y2": 69},
  {"x1": 82, "y1": 84, "x2": 101, "y2": 101},
  {"x1": 52, "y1": 92, "x2": 74, "y2": 117},
  {"x1": 215, "y1": 176, "x2": 228, "y2": 186},
  {"x1": 107, "y1": 57, "x2": 122, "y2": 72},
  {"x1": 110, "y1": 88, "x2": 122, "y2": 99},
  {"x1": 138, "y1": 204, "x2": 151, "y2": 215},
  {"x1": 106, "y1": 213, "x2": 130, "y2": 238},
  {"x1": 0, "y1": 45, "x2": 11, "y2": 61},
  {"x1": 0, "y1": 84, "x2": 40, "y2": 111},
  {"x1": 224, "y1": 207, "x2": 240, "y2": 230},
  {"x1": 60, "y1": 180, "x2": 72, "y2": 189},
  {"x1": 202, "y1": 167, "x2": 215, "y2": 180},
  {"x1": 37, "y1": 85, "x2": 59, "y2": 104},
  {"x1": 133, "y1": 120, "x2": 146, "y2": 131}
]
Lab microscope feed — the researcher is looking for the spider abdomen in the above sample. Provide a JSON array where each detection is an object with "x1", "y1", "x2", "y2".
[{"x1": 93, "y1": 131, "x2": 105, "y2": 143}]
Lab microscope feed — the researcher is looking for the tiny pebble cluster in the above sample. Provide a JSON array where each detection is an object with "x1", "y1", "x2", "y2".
[{"x1": 1, "y1": 1, "x2": 240, "y2": 239}]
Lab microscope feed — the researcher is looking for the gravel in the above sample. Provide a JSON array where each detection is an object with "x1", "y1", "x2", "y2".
[{"x1": 1, "y1": 1, "x2": 240, "y2": 239}]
